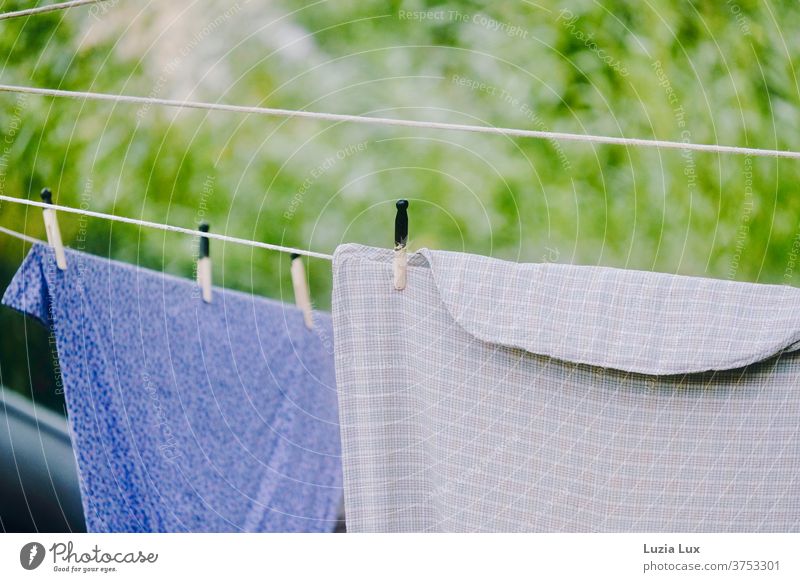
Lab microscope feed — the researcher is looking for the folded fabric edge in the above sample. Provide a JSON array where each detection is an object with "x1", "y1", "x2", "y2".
[{"x1": 422, "y1": 250, "x2": 800, "y2": 376}]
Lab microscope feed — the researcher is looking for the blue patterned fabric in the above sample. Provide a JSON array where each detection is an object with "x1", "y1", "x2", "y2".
[{"x1": 2, "y1": 244, "x2": 342, "y2": 532}]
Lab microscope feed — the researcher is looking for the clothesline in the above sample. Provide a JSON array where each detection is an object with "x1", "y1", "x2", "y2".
[
  {"x1": 0, "y1": 224, "x2": 43, "y2": 245},
  {"x1": 1, "y1": 84, "x2": 799, "y2": 160},
  {"x1": 0, "y1": 0, "x2": 110, "y2": 21},
  {"x1": 0, "y1": 194, "x2": 334, "y2": 261}
]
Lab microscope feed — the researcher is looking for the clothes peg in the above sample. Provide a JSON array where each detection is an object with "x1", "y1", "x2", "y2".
[
  {"x1": 290, "y1": 253, "x2": 314, "y2": 330},
  {"x1": 393, "y1": 199, "x2": 409, "y2": 291},
  {"x1": 197, "y1": 222, "x2": 212, "y2": 303},
  {"x1": 40, "y1": 188, "x2": 67, "y2": 270}
]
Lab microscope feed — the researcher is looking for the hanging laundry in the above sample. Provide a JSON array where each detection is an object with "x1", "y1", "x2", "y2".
[
  {"x1": 2, "y1": 244, "x2": 342, "y2": 532},
  {"x1": 332, "y1": 243, "x2": 800, "y2": 532}
]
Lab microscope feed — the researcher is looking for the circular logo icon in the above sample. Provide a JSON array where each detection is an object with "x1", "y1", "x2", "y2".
[{"x1": 19, "y1": 542, "x2": 46, "y2": 570}]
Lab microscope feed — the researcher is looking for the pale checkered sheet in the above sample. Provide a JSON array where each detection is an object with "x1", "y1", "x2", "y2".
[{"x1": 332, "y1": 244, "x2": 800, "y2": 532}]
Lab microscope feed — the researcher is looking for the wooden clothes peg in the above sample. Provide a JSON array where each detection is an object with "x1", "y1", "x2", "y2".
[
  {"x1": 290, "y1": 253, "x2": 314, "y2": 330},
  {"x1": 40, "y1": 188, "x2": 67, "y2": 270},
  {"x1": 197, "y1": 222, "x2": 212, "y2": 303}
]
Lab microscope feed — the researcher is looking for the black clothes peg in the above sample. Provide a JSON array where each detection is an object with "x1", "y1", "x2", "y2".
[
  {"x1": 198, "y1": 222, "x2": 212, "y2": 303},
  {"x1": 395, "y1": 199, "x2": 409, "y2": 250},
  {"x1": 393, "y1": 199, "x2": 409, "y2": 290}
]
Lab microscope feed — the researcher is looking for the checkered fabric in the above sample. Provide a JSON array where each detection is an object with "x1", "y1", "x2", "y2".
[{"x1": 332, "y1": 243, "x2": 800, "y2": 532}]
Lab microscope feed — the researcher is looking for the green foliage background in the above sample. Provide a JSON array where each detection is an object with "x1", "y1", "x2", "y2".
[{"x1": 1, "y1": 0, "x2": 799, "y2": 410}]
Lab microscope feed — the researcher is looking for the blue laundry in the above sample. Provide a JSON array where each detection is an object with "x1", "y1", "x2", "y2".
[{"x1": 2, "y1": 244, "x2": 342, "y2": 532}]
